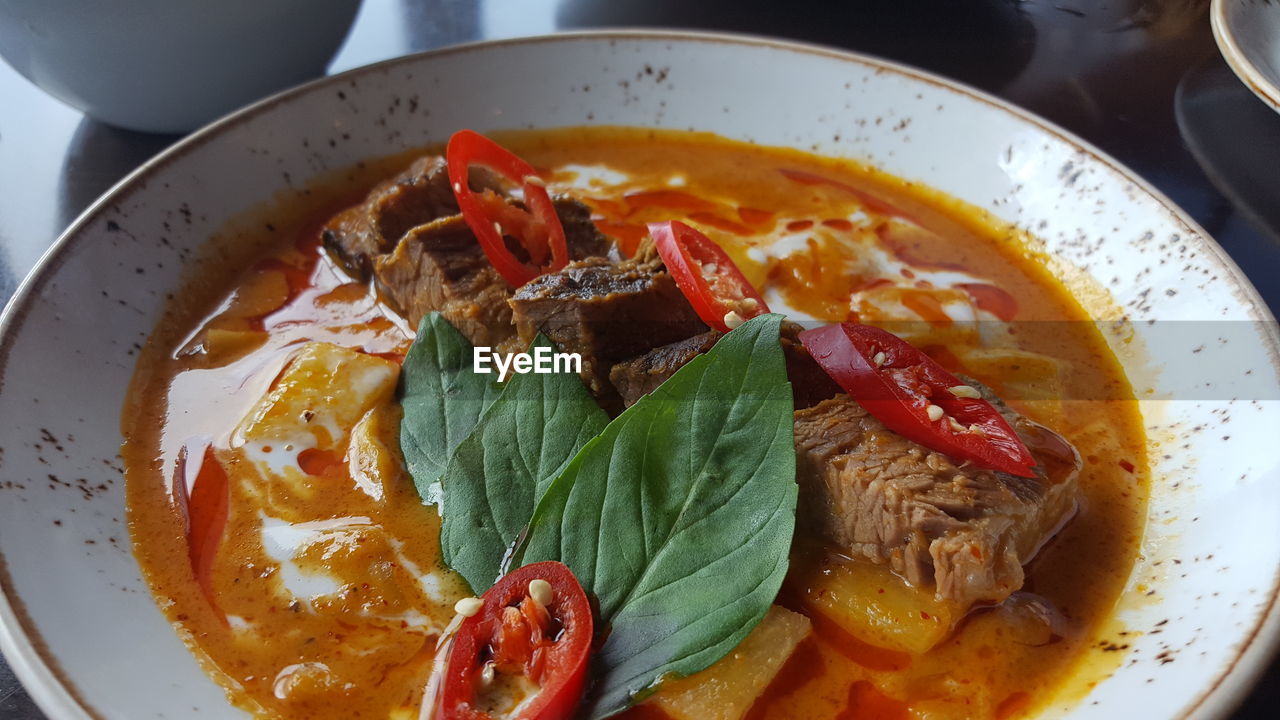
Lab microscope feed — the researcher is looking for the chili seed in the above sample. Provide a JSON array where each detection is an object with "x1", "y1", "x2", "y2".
[
  {"x1": 723, "y1": 310, "x2": 745, "y2": 329},
  {"x1": 873, "y1": 351, "x2": 887, "y2": 367},
  {"x1": 454, "y1": 597, "x2": 483, "y2": 617},
  {"x1": 926, "y1": 404, "x2": 944, "y2": 422},
  {"x1": 948, "y1": 385, "x2": 981, "y2": 399},
  {"x1": 529, "y1": 578, "x2": 554, "y2": 606}
]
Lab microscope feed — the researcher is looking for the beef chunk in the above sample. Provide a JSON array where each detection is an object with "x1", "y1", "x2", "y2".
[
  {"x1": 509, "y1": 241, "x2": 707, "y2": 409},
  {"x1": 607, "y1": 321, "x2": 843, "y2": 409},
  {"x1": 793, "y1": 392, "x2": 1080, "y2": 607},
  {"x1": 610, "y1": 331, "x2": 721, "y2": 406},
  {"x1": 374, "y1": 215, "x2": 519, "y2": 351},
  {"x1": 372, "y1": 197, "x2": 612, "y2": 351},
  {"x1": 552, "y1": 194, "x2": 613, "y2": 261},
  {"x1": 321, "y1": 156, "x2": 465, "y2": 278}
]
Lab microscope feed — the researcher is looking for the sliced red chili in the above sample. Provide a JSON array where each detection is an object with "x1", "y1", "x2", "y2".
[
  {"x1": 648, "y1": 220, "x2": 770, "y2": 333},
  {"x1": 438, "y1": 561, "x2": 593, "y2": 720},
  {"x1": 446, "y1": 130, "x2": 569, "y2": 287},
  {"x1": 172, "y1": 438, "x2": 230, "y2": 618},
  {"x1": 799, "y1": 323, "x2": 1037, "y2": 477}
]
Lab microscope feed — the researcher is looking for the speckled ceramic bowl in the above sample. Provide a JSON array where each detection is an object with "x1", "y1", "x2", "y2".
[
  {"x1": 1212, "y1": 0, "x2": 1280, "y2": 113},
  {"x1": 0, "y1": 31, "x2": 1277, "y2": 720}
]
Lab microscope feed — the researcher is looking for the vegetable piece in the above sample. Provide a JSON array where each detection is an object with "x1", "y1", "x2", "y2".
[
  {"x1": 647, "y1": 605, "x2": 811, "y2": 720},
  {"x1": 800, "y1": 552, "x2": 957, "y2": 655},
  {"x1": 648, "y1": 220, "x2": 770, "y2": 333},
  {"x1": 236, "y1": 341, "x2": 400, "y2": 500},
  {"x1": 399, "y1": 314, "x2": 502, "y2": 502},
  {"x1": 515, "y1": 314, "x2": 797, "y2": 719},
  {"x1": 438, "y1": 561, "x2": 593, "y2": 720},
  {"x1": 201, "y1": 328, "x2": 268, "y2": 366},
  {"x1": 441, "y1": 335, "x2": 609, "y2": 594},
  {"x1": 446, "y1": 129, "x2": 569, "y2": 287},
  {"x1": 799, "y1": 323, "x2": 1037, "y2": 477},
  {"x1": 348, "y1": 404, "x2": 407, "y2": 502},
  {"x1": 174, "y1": 438, "x2": 228, "y2": 609}
]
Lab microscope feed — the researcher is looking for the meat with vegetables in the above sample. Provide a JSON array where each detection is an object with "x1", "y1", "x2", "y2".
[
  {"x1": 124, "y1": 127, "x2": 1149, "y2": 720},
  {"x1": 371, "y1": 196, "x2": 610, "y2": 351},
  {"x1": 323, "y1": 154, "x2": 611, "y2": 349},
  {"x1": 793, "y1": 390, "x2": 1081, "y2": 608}
]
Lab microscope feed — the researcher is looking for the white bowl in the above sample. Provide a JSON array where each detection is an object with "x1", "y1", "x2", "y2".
[
  {"x1": 1212, "y1": 0, "x2": 1280, "y2": 113},
  {"x1": 0, "y1": 31, "x2": 1277, "y2": 719},
  {"x1": 0, "y1": 0, "x2": 361, "y2": 133}
]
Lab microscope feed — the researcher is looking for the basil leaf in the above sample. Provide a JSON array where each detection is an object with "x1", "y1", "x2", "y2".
[
  {"x1": 441, "y1": 334, "x2": 609, "y2": 593},
  {"x1": 398, "y1": 313, "x2": 501, "y2": 502},
  {"x1": 515, "y1": 314, "x2": 797, "y2": 720}
]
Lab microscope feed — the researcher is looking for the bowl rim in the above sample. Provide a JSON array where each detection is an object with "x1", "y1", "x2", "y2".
[
  {"x1": 1211, "y1": 0, "x2": 1280, "y2": 113},
  {"x1": 1, "y1": 28, "x2": 1277, "y2": 720}
]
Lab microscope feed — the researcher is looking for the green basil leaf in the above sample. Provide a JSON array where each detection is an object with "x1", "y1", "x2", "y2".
[
  {"x1": 515, "y1": 314, "x2": 797, "y2": 720},
  {"x1": 398, "y1": 313, "x2": 501, "y2": 502},
  {"x1": 441, "y1": 334, "x2": 608, "y2": 594}
]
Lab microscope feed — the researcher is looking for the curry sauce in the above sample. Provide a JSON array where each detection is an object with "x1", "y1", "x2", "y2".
[{"x1": 122, "y1": 128, "x2": 1148, "y2": 720}]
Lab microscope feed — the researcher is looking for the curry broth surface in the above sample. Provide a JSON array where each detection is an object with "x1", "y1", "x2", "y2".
[{"x1": 123, "y1": 127, "x2": 1148, "y2": 720}]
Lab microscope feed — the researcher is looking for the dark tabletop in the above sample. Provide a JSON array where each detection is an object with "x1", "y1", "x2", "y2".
[{"x1": 1, "y1": 0, "x2": 1278, "y2": 717}]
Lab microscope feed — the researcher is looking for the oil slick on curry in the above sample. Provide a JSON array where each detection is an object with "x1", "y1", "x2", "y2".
[{"x1": 121, "y1": 127, "x2": 1148, "y2": 720}]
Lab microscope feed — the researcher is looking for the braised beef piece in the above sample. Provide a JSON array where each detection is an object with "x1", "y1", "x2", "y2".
[
  {"x1": 509, "y1": 241, "x2": 708, "y2": 411},
  {"x1": 553, "y1": 195, "x2": 616, "y2": 264},
  {"x1": 321, "y1": 156, "x2": 470, "y2": 279},
  {"x1": 608, "y1": 321, "x2": 842, "y2": 408},
  {"x1": 374, "y1": 215, "x2": 518, "y2": 351},
  {"x1": 609, "y1": 331, "x2": 721, "y2": 406},
  {"x1": 793, "y1": 387, "x2": 1081, "y2": 608},
  {"x1": 373, "y1": 198, "x2": 611, "y2": 351}
]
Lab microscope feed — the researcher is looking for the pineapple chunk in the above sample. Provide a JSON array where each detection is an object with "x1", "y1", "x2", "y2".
[
  {"x1": 803, "y1": 555, "x2": 959, "y2": 655},
  {"x1": 234, "y1": 342, "x2": 399, "y2": 504},
  {"x1": 649, "y1": 605, "x2": 811, "y2": 720},
  {"x1": 346, "y1": 404, "x2": 404, "y2": 503},
  {"x1": 237, "y1": 341, "x2": 399, "y2": 450},
  {"x1": 203, "y1": 328, "x2": 267, "y2": 366},
  {"x1": 215, "y1": 266, "x2": 291, "y2": 325}
]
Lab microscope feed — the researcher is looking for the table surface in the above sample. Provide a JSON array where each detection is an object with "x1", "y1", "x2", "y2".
[{"x1": 1, "y1": 0, "x2": 1278, "y2": 717}]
